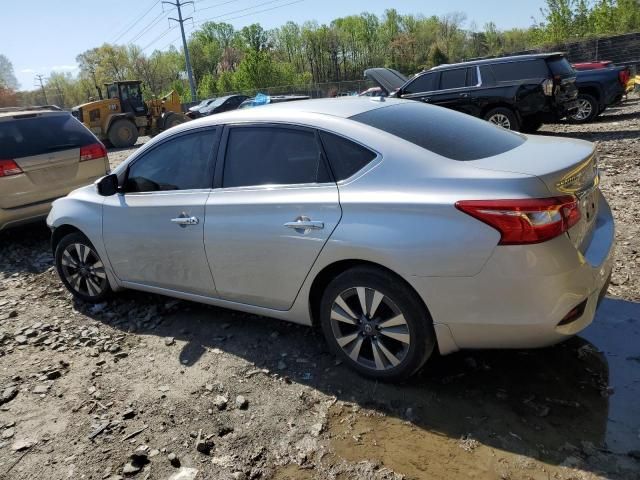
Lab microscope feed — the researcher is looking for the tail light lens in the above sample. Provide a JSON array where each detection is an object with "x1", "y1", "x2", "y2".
[
  {"x1": 456, "y1": 196, "x2": 581, "y2": 245},
  {"x1": 619, "y1": 69, "x2": 630, "y2": 87},
  {"x1": 80, "y1": 143, "x2": 108, "y2": 162},
  {"x1": 542, "y1": 78, "x2": 554, "y2": 96},
  {"x1": 0, "y1": 159, "x2": 23, "y2": 177}
]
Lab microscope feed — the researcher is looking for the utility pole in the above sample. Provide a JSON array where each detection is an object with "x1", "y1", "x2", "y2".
[
  {"x1": 35, "y1": 74, "x2": 48, "y2": 104},
  {"x1": 163, "y1": 0, "x2": 197, "y2": 102}
]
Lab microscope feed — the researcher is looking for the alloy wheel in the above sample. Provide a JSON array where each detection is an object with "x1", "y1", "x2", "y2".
[
  {"x1": 488, "y1": 113, "x2": 512, "y2": 129},
  {"x1": 330, "y1": 287, "x2": 411, "y2": 371},
  {"x1": 60, "y1": 243, "x2": 108, "y2": 297},
  {"x1": 572, "y1": 98, "x2": 593, "y2": 121}
]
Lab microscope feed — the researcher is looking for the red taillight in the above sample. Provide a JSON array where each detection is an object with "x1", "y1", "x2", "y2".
[
  {"x1": 455, "y1": 196, "x2": 581, "y2": 245},
  {"x1": 0, "y1": 159, "x2": 23, "y2": 177},
  {"x1": 619, "y1": 70, "x2": 630, "y2": 87},
  {"x1": 80, "y1": 143, "x2": 107, "y2": 162}
]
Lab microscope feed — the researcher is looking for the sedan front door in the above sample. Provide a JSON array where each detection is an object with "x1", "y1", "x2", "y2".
[
  {"x1": 204, "y1": 125, "x2": 341, "y2": 310},
  {"x1": 103, "y1": 128, "x2": 220, "y2": 297}
]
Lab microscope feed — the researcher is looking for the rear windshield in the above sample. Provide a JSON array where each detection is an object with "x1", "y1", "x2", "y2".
[
  {"x1": 0, "y1": 113, "x2": 95, "y2": 159},
  {"x1": 547, "y1": 57, "x2": 575, "y2": 76},
  {"x1": 350, "y1": 102, "x2": 525, "y2": 161}
]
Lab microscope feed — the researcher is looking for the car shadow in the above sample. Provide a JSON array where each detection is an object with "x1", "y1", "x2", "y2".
[
  {"x1": 541, "y1": 128, "x2": 640, "y2": 142},
  {"x1": 0, "y1": 222, "x2": 53, "y2": 274},
  {"x1": 79, "y1": 291, "x2": 640, "y2": 478}
]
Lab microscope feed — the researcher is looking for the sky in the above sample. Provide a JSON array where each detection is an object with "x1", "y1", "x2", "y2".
[{"x1": 3, "y1": 0, "x2": 546, "y2": 91}]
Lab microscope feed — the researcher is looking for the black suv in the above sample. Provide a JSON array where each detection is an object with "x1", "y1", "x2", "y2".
[{"x1": 365, "y1": 53, "x2": 579, "y2": 132}]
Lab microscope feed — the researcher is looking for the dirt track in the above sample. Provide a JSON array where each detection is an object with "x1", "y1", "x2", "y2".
[{"x1": 0, "y1": 98, "x2": 639, "y2": 480}]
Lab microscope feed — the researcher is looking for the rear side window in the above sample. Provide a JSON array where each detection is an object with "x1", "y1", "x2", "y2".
[
  {"x1": 0, "y1": 113, "x2": 95, "y2": 159},
  {"x1": 319, "y1": 131, "x2": 376, "y2": 181},
  {"x1": 351, "y1": 103, "x2": 525, "y2": 161},
  {"x1": 403, "y1": 72, "x2": 437, "y2": 94},
  {"x1": 126, "y1": 130, "x2": 217, "y2": 192},
  {"x1": 440, "y1": 68, "x2": 467, "y2": 89},
  {"x1": 491, "y1": 59, "x2": 548, "y2": 81},
  {"x1": 547, "y1": 57, "x2": 575, "y2": 76},
  {"x1": 223, "y1": 127, "x2": 330, "y2": 188}
]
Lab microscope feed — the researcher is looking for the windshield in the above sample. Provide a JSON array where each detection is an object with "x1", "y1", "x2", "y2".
[{"x1": 351, "y1": 102, "x2": 525, "y2": 161}]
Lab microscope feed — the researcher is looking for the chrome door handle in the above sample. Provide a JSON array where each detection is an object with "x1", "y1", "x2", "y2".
[
  {"x1": 284, "y1": 216, "x2": 324, "y2": 233},
  {"x1": 171, "y1": 215, "x2": 199, "y2": 227}
]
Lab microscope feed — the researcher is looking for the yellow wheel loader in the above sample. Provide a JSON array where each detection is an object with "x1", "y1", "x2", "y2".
[{"x1": 71, "y1": 81, "x2": 189, "y2": 148}]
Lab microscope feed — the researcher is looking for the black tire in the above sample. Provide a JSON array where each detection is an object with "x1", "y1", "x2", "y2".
[
  {"x1": 569, "y1": 94, "x2": 598, "y2": 124},
  {"x1": 483, "y1": 107, "x2": 520, "y2": 131},
  {"x1": 108, "y1": 119, "x2": 139, "y2": 148},
  {"x1": 55, "y1": 232, "x2": 111, "y2": 303},
  {"x1": 520, "y1": 117, "x2": 543, "y2": 133},
  {"x1": 162, "y1": 112, "x2": 187, "y2": 130},
  {"x1": 319, "y1": 266, "x2": 436, "y2": 381}
]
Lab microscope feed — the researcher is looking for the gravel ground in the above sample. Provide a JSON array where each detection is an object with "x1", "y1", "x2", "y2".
[{"x1": 0, "y1": 98, "x2": 639, "y2": 480}]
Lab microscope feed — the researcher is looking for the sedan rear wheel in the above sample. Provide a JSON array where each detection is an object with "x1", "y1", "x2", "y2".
[
  {"x1": 55, "y1": 232, "x2": 111, "y2": 303},
  {"x1": 320, "y1": 266, "x2": 436, "y2": 380}
]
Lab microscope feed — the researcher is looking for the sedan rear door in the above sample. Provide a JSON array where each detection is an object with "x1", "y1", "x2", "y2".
[{"x1": 204, "y1": 124, "x2": 341, "y2": 310}]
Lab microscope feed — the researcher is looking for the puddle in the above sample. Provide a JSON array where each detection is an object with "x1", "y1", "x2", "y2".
[{"x1": 326, "y1": 297, "x2": 640, "y2": 479}]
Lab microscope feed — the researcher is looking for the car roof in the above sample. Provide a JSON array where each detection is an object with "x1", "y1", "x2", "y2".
[
  {"x1": 429, "y1": 52, "x2": 566, "y2": 71},
  {"x1": 193, "y1": 97, "x2": 397, "y2": 123},
  {"x1": 0, "y1": 107, "x2": 68, "y2": 120}
]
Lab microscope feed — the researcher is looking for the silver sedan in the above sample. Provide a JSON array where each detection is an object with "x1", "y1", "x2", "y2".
[{"x1": 47, "y1": 97, "x2": 615, "y2": 380}]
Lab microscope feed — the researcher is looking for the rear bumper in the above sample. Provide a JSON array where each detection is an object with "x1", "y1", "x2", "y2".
[
  {"x1": 409, "y1": 193, "x2": 615, "y2": 355},
  {"x1": 0, "y1": 199, "x2": 53, "y2": 231}
]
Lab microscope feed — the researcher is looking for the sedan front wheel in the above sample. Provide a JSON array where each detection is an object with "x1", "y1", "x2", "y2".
[
  {"x1": 320, "y1": 266, "x2": 436, "y2": 380},
  {"x1": 55, "y1": 232, "x2": 111, "y2": 303}
]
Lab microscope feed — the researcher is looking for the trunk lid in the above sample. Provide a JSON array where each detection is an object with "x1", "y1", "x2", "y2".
[
  {"x1": 469, "y1": 135, "x2": 599, "y2": 252},
  {"x1": 364, "y1": 68, "x2": 409, "y2": 96}
]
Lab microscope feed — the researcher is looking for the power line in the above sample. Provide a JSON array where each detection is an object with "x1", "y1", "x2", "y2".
[
  {"x1": 142, "y1": 26, "x2": 177, "y2": 52},
  {"x1": 196, "y1": 0, "x2": 305, "y2": 25},
  {"x1": 129, "y1": 10, "x2": 170, "y2": 44},
  {"x1": 195, "y1": 0, "x2": 244, "y2": 12},
  {"x1": 111, "y1": 0, "x2": 160, "y2": 43}
]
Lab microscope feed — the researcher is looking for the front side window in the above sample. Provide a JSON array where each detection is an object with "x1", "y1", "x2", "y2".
[
  {"x1": 403, "y1": 72, "x2": 437, "y2": 95},
  {"x1": 223, "y1": 127, "x2": 329, "y2": 188},
  {"x1": 125, "y1": 130, "x2": 217, "y2": 192}
]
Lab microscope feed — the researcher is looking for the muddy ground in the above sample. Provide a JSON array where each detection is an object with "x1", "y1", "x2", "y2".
[{"x1": 0, "y1": 98, "x2": 639, "y2": 480}]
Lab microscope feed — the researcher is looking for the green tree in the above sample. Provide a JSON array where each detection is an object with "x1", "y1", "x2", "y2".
[
  {"x1": 0, "y1": 54, "x2": 19, "y2": 90},
  {"x1": 426, "y1": 45, "x2": 449, "y2": 68}
]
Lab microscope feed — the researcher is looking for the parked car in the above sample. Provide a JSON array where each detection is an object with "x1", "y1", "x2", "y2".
[
  {"x1": 186, "y1": 97, "x2": 217, "y2": 118},
  {"x1": 570, "y1": 65, "x2": 631, "y2": 123},
  {"x1": 238, "y1": 94, "x2": 310, "y2": 110},
  {"x1": 358, "y1": 87, "x2": 385, "y2": 97},
  {"x1": 0, "y1": 106, "x2": 109, "y2": 231},
  {"x1": 365, "y1": 52, "x2": 579, "y2": 132},
  {"x1": 48, "y1": 97, "x2": 614, "y2": 381},
  {"x1": 194, "y1": 95, "x2": 248, "y2": 118}
]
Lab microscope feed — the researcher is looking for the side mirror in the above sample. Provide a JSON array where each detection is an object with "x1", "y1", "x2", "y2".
[{"x1": 97, "y1": 174, "x2": 119, "y2": 196}]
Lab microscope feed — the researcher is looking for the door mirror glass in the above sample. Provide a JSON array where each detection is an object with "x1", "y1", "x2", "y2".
[{"x1": 97, "y1": 173, "x2": 119, "y2": 196}]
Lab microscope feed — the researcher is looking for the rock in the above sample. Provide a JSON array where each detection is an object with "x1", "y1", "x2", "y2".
[
  {"x1": 0, "y1": 386, "x2": 18, "y2": 404},
  {"x1": 108, "y1": 344, "x2": 121, "y2": 353},
  {"x1": 167, "y1": 467, "x2": 199, "y2": 480},
  {"x1": 148, "y1": 449, "x2": 160, "y2": 457},
  {"x1": 2, "y1": 428, "x2": 15, "y2": 439},
  {"x1": 232, "y1": 472, "x2": 247, "y2": 480},
  {"x1": 46, "y1": 370, "x2": 62, "y2": 380},
  {"x1": 114, "y1": 352, "x2": 128, "y2": 359},
  {"x1": 195, "y1": 430, "x2": 214, "y2": 455},
  {"x1": 164, "y1": 337, "x2": 175, "y2": 346},
  {"x1": 14, "y1": 335, "x2": 28, "y2": 345},
  {"x1": 33, "y1": 385, "x2": 49, "y2": 394},
  {"x1": 122, "y1": 462, "x2": 141, "y2": 476},
  {"x1": 158, "y1": 385, "x2": 170, "y2": 393},
  {"x1": 310, "y1": 423, "x2": 324, "y2": 437},
  {"x1": 11, "y1": 439, "x2": 34, "y2": 451},
  {"x1": 122, "y1": 408, "x2": 136, "y2": 420},
  {"x1": 213, "y1": 395, "x2": 228, "y2": 410},
  {"x1": 235, "y1": 395, "x2": 248, "y2": 410},
  {"x1": 168, "y1": 452, "x2": 181, "y2": 467}
]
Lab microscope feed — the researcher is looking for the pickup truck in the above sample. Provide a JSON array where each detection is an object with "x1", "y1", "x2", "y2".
[{"x1": 569, "y1": 65, "x2": 630, "y2": 123}]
